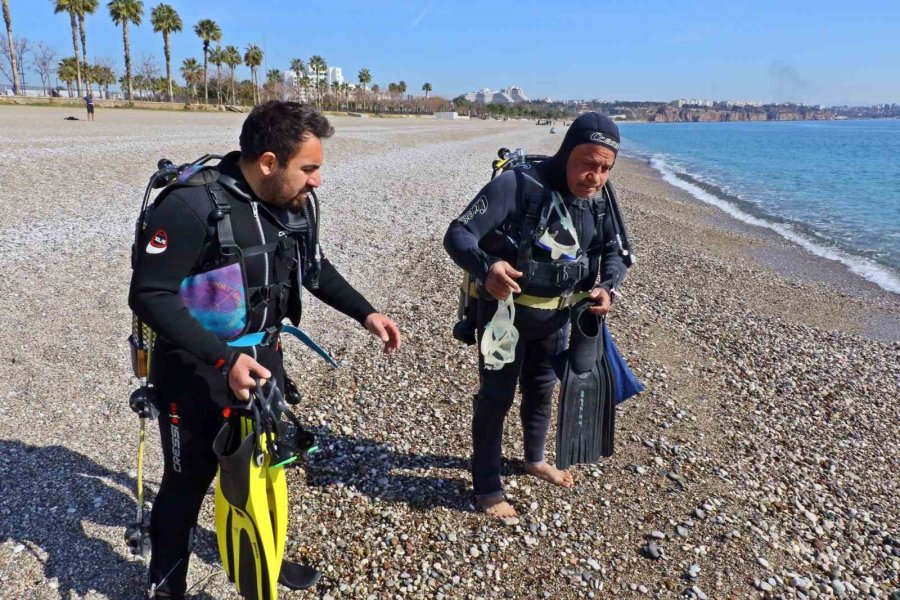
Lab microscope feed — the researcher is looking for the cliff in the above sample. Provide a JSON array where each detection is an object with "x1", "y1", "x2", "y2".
[{"x1": 650, "y1": 106, "x2": 835, "y2": 123}]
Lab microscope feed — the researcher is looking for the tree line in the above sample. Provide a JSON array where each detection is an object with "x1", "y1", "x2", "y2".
[{"x1": 2, "y1": 0, "x2": 443, "y2": 113}]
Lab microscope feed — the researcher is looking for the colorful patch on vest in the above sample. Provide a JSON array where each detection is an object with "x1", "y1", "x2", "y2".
[
  {"x1": 146, "y1": 229, "x2": 169, "y2": 255},
  {"x1": 178, "y1": 261, "x2": 247, "y2": 340}
]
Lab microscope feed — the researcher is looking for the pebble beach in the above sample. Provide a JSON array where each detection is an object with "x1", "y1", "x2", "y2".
[{"x1": 0, "y1": 106, "x2": 898, "y2": 599}]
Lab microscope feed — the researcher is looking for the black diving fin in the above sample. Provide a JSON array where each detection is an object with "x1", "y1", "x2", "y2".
[{"x1": 555, "y1": 303, "x2": 616, "y2": 469}]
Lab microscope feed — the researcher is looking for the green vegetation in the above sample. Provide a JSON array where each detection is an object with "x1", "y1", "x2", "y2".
[
  {"x1": 193, "y1": 17, "x2": 220, "y2": 104},
  {"x1": 4, "y1": 2, "x2": 443, "y2": 113},
  {"x1": 108, "y1": 0, "x2": 142, "y2": 100},
  {"x1": 150, "y1": 3, "x2": 181, "y2": 101}
]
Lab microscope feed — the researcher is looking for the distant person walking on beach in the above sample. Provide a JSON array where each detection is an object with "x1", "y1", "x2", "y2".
[
  {"x1": 443, "y1": 112, "x2": 629, "y2": 523},
  {"x1": 83, "y1": 92, "x2": 95, "y2": 121}
]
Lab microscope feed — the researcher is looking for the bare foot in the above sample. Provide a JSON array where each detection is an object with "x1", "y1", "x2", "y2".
[
  {"x1": 476, "y1": 494, "x2": 520, "y2": 525},
  {"x1": 525, "y1": 461, "x2": 575, "y2": 488}
]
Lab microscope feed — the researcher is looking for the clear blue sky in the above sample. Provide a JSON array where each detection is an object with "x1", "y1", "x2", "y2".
[{"x1": 5, "y1": 0, "x2": 899, "y2": 105}]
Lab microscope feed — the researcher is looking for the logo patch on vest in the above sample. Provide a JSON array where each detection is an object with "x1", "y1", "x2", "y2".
[{"x1": 146, "y1": 229, "x2": 169, "y2": 254}]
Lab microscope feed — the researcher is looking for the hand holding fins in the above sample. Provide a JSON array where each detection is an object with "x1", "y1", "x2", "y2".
[{"x1": 555, "y1": 304, "x2": 616, "y2": 469}]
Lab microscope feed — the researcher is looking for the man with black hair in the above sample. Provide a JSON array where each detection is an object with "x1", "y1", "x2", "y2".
[
  {"x1": 130, "y1": 101, "x2": 401, "y2": 598},
  {"x1": 444, "y1": 112, "x2": 628, "y2": 523}
]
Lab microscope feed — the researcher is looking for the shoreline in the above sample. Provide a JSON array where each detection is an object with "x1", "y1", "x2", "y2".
[{"x1": 613, "y1": 154, "x2": 900, "y2": 343}]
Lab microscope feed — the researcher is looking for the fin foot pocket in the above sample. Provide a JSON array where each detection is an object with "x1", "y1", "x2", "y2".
[{"x1": 278, "y1": 560, "x2": 321, "y2": 590}]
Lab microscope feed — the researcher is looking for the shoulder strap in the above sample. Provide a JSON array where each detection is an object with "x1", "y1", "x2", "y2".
[
  {"x1": 515, "y1": 169, "x2": 546, "y2": 269},
  {"x1": 205, "y1": 181, "x2": 238, "y2": 255}
]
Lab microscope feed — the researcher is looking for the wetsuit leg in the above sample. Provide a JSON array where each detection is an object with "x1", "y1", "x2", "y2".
[
  {"x1": 148, "y1": 345, "x2": 285, "y2": 599},
  {"x1": 471, "y1": 338, "x2": 525, "y2": 497},
  {"x1": 149, "y1": 354, "x2": 224, "y2": 599},
  {"x1": 519, "y1": 324, "x2": 568, "y2": 464},
  {"x1": 471, "y1": 301, "x2": 570, "y2": 497}
]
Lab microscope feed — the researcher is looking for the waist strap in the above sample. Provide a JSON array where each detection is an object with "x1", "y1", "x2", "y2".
[
  {"x1": 465, "y1": 281, "x2": 591, "y2": 311},
  {"x1": 227, "y1": 325, "x2": 338, "y2": 368}
]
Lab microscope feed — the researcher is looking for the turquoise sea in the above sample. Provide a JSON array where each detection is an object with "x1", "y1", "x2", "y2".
[{"x1": 618, "y1": 120, "x2": 900, "y2": 294}]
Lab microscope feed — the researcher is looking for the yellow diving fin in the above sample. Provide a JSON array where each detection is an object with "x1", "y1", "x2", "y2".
[{"x1": 213, "y1": 407, "x2": 287, "y2": 600}]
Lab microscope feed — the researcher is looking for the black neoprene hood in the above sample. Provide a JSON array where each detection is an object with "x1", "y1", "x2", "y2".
[
  {"x1": 542, "y1": 111, "x2": 621, "y2": 193},
  {"x1": 557, "y1": 111, "x2": 621, "y2": 157}
]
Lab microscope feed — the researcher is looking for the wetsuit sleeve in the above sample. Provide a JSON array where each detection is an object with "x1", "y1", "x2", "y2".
[
  {"x1": 595, "y1": 208, "x2": 628, "y2": 291},
  {"x1": 306, "y1": 258, "x2": 377, "y2": 326},
  {"x1": 128, "y1": 193, "x2": 238, "y2": 370},
  {"x1": 443, "y1": 170, "x2": 519, "y2": 280}
]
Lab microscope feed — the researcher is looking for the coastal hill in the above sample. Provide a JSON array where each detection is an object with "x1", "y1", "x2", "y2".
[
  {"x1": 649, "y1": 105, "x2": 835, "y2": 122},
  {"x1": 451, "y1": 96, "x2": 898, "y2": 123}
]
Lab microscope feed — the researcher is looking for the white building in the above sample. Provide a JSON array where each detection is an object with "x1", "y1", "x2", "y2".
[
  {"x1": 462, "y1": 85, "x2": 528, "y2": 105},
  {"x1": 727, "y1": 100, "x2": 762, "y2": 108},
  {"x1": 675, "y1": 98, "x2": 714, "y2": 108},
  {"x1": 284, "y1": 65, "x2": 345, "y2": 88},
  {"x1": 326, "y1": 67, "x2": 344, "y2": 86},
  {"x1": 505, "y1": 86, "x2": 529, "y2": 102}
]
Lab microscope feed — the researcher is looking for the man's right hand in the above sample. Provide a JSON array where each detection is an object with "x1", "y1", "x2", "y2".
[
  {"x1": 485, "y1": 261, "x2": 523, "y2": 301},
  {"x1": 227, "y1": 353, "x2": 272, "y2": 402}
]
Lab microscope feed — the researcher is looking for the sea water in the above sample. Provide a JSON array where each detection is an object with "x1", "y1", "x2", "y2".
[{"x1": 618, "y1": 120, "x2": 900, "y2": 294}]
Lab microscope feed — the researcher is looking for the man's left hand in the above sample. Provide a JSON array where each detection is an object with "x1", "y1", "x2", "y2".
[
  {"x1": 364, "y1": 313, "x2": 402, "y2": 354},
  {"x1": 586, "y1": 287, "x2": 611, "y2": 316}
]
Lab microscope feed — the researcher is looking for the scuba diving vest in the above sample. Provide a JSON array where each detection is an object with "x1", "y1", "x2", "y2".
[
  {"x1": 452, "y1": 148, "x2": 634, "y2": 344},
  {"x1": 130, "y1": 155, "x2": 322, "y2": 350},
  {"x1": 477, "y1": 166, "x2": 611, "y2": 299},
  {"x1": 502, "y1": 167, "x2": 605, "y2": 297}
]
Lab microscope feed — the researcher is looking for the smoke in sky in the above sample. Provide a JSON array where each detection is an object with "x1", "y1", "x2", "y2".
[{"x1": 768, "y1": 60, "x2": 812, "y2": 104}]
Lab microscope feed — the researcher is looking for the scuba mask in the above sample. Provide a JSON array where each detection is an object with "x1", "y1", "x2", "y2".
[
  {"x1": 536, "y1": 192, "x2": 581, "y2": 261},
  {"x1": 480, "y1": 294, "x2": 519, "y2": 370}
]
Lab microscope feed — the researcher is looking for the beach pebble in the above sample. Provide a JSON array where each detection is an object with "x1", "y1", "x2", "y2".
[
  {"x1": 643, "y1": 542, "x2": 664, "y2": 560},
  {"x1": 3, "y1": 112, "x2": 899, "y2": 599}
]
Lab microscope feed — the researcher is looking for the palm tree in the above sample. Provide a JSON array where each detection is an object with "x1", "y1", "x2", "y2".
[
  {"x1": 243, "y1": 43, "x2": 262, "y2": 105},
  {"x1": 180, "y1": 56, "x2": 200, "y2": 101},
  {"x1": 265, "y1": 68, "x2": 282, "y2": 101},
  {"x1": 94, "y1": 62, "x2": 115, "y2": 97},
  {"x1": 357, "y1": 68, "x2": 371, "y2": 110},
  {"x1": 299, "y1": 75, "x2": 311, "y2": 104},
  {"x1": 53, "y1": 0, "x2": 83, "y2": 96},
  {"x1": 2, "y1": 0, "x2": 19, "y2": 94},
  {"x1": 325, "y1": 80, "x2": 337, "y2": 110},
  {"x1": 208, "y1": 45, "x2": 224, "y2": 103},
  {"x1": 308, "y1": 54, "x2": 326, "y2": 109},
  {"x1": 422, "y1": 82, "x2": 431, "y2": 100},
  {"x1": 193, "y1": 18, "x2": 220, "y2": 104},
  {"x1": 57, "y1": 56, "x2": 79, "y2": 95},
  {"x1": 108, "y1": 0, "x2": 142, "y2": 101},
  {"x1": 130, "y1": 73, "x2": 144, "y2": 97},
  {"x1": 223, "y1": 45, "x2": 240, "y2": 104},
  {"x1": 398, "y1": 80, "x2": 407, "y2": 101},
  {"x1": 75, "y1": 0, "x2": 99, "y2": 89},
  {"x1": 150, "y1": 3, "x2": 180, "y2": 102},
  {"x1": 81, "y1": 61, "x2": 95, "y2": 91},
  {"x1": 289, "y1": 57, "x2": 304, "y2": 101},
  {"x1": 357, "y1": 68, "x2": 371, "y2": 90}
]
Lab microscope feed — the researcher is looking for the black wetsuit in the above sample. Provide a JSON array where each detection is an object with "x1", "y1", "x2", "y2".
[
  {"x1": 129, "y1": 151, "x2": 376, "y2": 598},
  {"x1": 443, "y1": 117, "x2": 626, "y2": 496}
]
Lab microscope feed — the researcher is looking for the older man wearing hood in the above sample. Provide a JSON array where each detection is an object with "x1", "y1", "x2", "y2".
[{"x1": 443, "y1": 112, "x2": 628, "y2": 522}]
